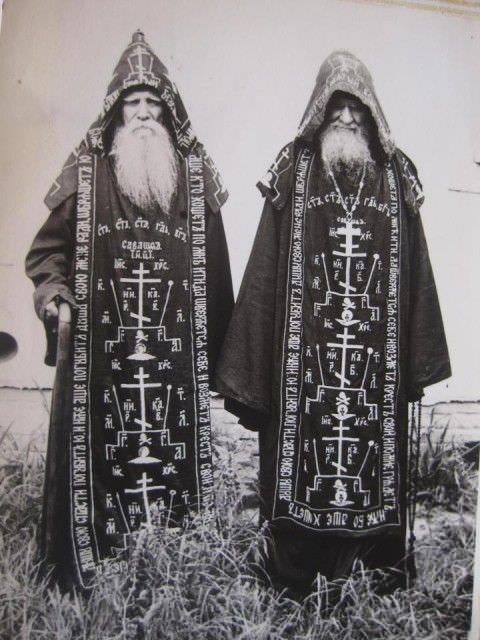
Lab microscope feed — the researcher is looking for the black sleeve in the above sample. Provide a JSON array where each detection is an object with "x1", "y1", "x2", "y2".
[
  {"x1": 205, "y1": 206, "x2": 234, "y2": 388},
  {"x1": 25, "y1": 194, "x2": 77, "y2": 320},
  {"x1": 215, "y1": 199, "x2": 280, "y2": 430},
  {"x1": 406, "y1": 213, "x2": 451, "y2": 401}
]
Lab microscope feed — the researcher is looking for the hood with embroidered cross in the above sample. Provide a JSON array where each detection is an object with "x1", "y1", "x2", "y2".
[
  {"x1": 297, "y1": 50, "x2": 394, "y2": 155},
  {"x1": 44, "y1": 30, "x2": 227, "y2": 213},
  {"x1": 257, "y1": 50, "x2": 423, "y2": 213}
]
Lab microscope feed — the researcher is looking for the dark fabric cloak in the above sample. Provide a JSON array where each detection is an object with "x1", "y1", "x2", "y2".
[
  {"x1": 215, "y1": 51, "x2": 450, "y2": 594},
  {"x1": 25, "y1": 31, "x2": 233, "y2": 588}
]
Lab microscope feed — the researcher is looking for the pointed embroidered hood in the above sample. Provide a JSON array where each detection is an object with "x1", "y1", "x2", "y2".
[
  {"x1": 258, "y1": 51, "x2": 405, "y2": 210},
  {"x1": 298, "y1": 50, "x2": 394, "y2": 155},
  {"x1": 45, "y1": 30, "x2": 227, "y2": 212}
]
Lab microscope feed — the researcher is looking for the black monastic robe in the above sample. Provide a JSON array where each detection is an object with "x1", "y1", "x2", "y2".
[
  {"x1": 25, "y1": 32, "x2": 233, "y2": 588},
  {"x1": 216, "y1": 51, "x2": 451, "y2": 593}
]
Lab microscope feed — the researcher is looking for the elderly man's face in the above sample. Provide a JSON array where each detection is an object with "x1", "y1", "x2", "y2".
[
  {"x1": 326, "y1": 93, "x2": 367, "y2": 131},
  {"x1": 320, "y1": 92, "x2": 374, "y2": 180},
  {"x1": 121, "y1": 89, "x2": 163, "y2": 136},
  {"x1": 112, "y1": 88, "x2": 178, "y2": 212}
]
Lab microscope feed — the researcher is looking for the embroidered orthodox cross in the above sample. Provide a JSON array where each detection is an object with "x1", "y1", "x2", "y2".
[
  {"x1": 129, "y1": 45, "x2": 153, "y2": 84},
  {"x1": 260, "y1": 147, "x2": 291, "y2": 194},
  {"x1": 124, "y1": 472, "x2": 165, "y2": 528},
  {"x1": 327, "y1": 328, "x2": 363, "y2": 388},
  {"x1": 121, "y1": 262, "x2": 161, "y2": 328},
  {"x1": 121, "y1": 366, "x2": 162, "y2": 432},
  {"x1": 333, "y1": 221, "x2": 366, "y2": 294},
  {"x1": 270, "y1": 147, "x2": 290, "y2": 175},
  {"x1": 323, "y1": 415, "x2": 359, "y2": 475}
]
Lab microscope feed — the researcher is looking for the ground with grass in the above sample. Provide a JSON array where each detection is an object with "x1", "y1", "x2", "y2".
[{"x1": 0, "y1": 393, "x2": 477, "y2": 639}]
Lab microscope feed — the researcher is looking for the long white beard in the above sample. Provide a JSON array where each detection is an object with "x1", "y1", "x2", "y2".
[
  {"x1": 320, "y1": 124, "x2": 375, "y2": 183},
  {"x1": 111, "y1": 120, "x2": 179, "y2": 212}
]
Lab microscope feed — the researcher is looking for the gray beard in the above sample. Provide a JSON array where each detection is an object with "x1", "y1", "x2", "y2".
[
  {"x1": 320, "y1": 125, "x2": 376, "y2": 183},
  {"x1": 110, "y1": 120, "x2": 179, "y2": 213}
]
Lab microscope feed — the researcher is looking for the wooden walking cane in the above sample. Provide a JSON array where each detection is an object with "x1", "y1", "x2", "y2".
[
  {"x1": 51, "y1": 302, "x2": 72, "y2": 416},
  {"x1": 41, "y1": 301, "x2": 72, "y2": 559}
]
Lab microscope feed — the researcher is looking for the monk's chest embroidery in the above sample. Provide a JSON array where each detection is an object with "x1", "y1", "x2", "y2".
[{"x1": 274, "y1": 153, "x2": 402, "y2": 533}]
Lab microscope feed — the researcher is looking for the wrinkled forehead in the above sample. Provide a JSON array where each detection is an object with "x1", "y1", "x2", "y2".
[{"x1": 122, "y1": 87, "x2": 162, "y2": 104}]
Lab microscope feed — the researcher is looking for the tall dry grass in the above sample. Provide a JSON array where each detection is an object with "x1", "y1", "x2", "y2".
[{"x1": 0, "y1": 424, "x2": 476, "y2": 639}]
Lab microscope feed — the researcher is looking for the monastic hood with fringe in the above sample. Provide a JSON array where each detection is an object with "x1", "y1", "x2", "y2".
[{"x1": 45, "y1": 30, "x2": 227, "y2": 214}]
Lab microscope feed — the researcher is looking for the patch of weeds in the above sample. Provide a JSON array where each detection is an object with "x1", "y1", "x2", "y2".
[
  {"x1": 0, "y1": 425, "x2": 475, "y2": 639},
  {"x1": 416, "y1": 427, "x2": 477, "y2": 513}
]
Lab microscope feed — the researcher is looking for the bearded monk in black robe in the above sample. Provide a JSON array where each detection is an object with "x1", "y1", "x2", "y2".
[
  {"x1": 26, "y1": 31, "x2": 233, "y2": 589},
  {"x1": 216, "y1": 50, "x2": 450, "y2": 596}
]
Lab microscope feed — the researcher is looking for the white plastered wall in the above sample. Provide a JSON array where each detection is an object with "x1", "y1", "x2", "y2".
[{"x1": 0, "y1": 0, "x2": 478, "y2": 403}]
